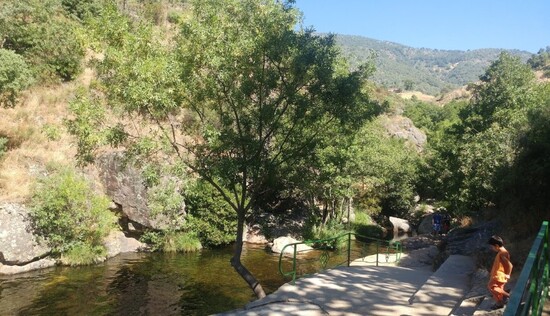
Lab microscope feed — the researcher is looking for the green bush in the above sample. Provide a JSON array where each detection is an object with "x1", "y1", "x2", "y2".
[
  {"x1": 0, "y1": 137, "x2": 7, "y2": 159},
  {"x1": 60, "y1": 242, "x2": 106, "y2": 266},
  {"x1": 61, "y1": 0, "x2": 102, "y2": 20},
  {"x1": 353, "y1": 211, "x2": 384, "y2": 239},
  {"x1": 30, "y1": 166, "x2": 117, "y2": 264},
  {"x1": 140, "y1": 230, "x2": 202, "y2": 253},
  {"x1": 303, "y1": 218, "x2": 348, "y2": 250},
  {"x1": 0, "y1": 49, "x2": 34, "y2": 107},
  {"x1": 0, "y1": 0, "x2": 84, "y2": 82},
  {"x1": 184, "y1": 180, "x2": 237, "y2": 247},
  {"x1": 163, "y1": 231, "x2": 202, "y2": 253}
]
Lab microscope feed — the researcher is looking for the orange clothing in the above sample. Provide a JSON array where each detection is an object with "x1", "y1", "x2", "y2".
[
  {"x1": 488, "y1": 246, "x2": 512, "y2": 305},
  {"x1": 490, "y1": 247, "x2": 512, "y2": 283}
]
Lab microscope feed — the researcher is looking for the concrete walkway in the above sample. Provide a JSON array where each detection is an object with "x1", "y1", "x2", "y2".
[{"x1": 217, "y1": 254, "x2": 476, "y2": 316}]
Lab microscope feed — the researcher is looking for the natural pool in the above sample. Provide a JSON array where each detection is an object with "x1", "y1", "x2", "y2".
[{"x1": 0, "y1": 240, "x2": 388, "y2": 315}]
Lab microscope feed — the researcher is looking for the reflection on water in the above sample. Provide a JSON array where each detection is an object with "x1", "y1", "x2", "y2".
[
  {"x1": 0, "y1": 238, "x2": 398, "y2": 315},
  {"x1": 0, "y1": 244, "x2": 286, "y2": 316}
]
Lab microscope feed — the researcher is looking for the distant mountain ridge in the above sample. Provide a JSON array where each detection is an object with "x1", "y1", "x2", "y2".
[{"x1": 333, "y1": 34, "x2": 533, "y2": 95}]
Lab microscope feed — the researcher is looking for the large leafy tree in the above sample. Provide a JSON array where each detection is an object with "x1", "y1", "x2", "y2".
[
  {"x1": 422, "y1": 53, "x2": 540, "y2": 213},
  {"x1": 71, "y1": 0, "x2": 372, "y2": 298}
]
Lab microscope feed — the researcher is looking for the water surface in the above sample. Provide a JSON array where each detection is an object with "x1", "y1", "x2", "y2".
[{"x1": 0, "y1": 240, "x2": 385, "y2": 315}]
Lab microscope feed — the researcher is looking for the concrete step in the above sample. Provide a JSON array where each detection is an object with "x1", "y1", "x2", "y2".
[
  {"x1": 451, "y1": 295, "x2": 485, "y2": 316},
  {"x1": 408, "y1": 255, "x2": 476, "y2": 316}
]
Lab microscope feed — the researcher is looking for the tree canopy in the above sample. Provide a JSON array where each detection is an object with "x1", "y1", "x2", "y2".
[{"x1": 69, "y1": 0, "x2": 376, "y2": 298}]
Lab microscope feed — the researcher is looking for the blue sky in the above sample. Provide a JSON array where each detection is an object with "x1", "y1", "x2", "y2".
[{"x1": 293, "y1": 0, "x2": 549, "y2": 53}]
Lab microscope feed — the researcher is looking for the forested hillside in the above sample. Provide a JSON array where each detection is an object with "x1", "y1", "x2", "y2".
[{"x1": 335, "y1": 35, "x2": 533, "y2": 95}]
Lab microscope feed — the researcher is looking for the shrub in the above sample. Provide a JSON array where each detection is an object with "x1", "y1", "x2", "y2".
[
  {"x1": 304, "y1": 218, "x2": 348, "y2": 250},
  {"x1": 0, "y1": 137, "x2": 7, "y2": 159},
  {"x1": 140, "y1": 230, "x2": 202, "y2": 253},
  {"x1": 184, "y1": 180, "x2": 237, "y2": 247},
  {"x1": 61, "y1": 0, "x2": 102, "y2": 21},
  {"x1": 59, "y1": 242, "x2": 106, "y2": 266},
  {"x1": 0, "y1": 0, "x2": 84, "y2": 82},
  {"x1": 163, "y1": 231, "x2": 202, "y2": 253},
  {"x1": 30, "y1": 166, "x2": 117, "y2": 264},
  {"x1": 0, "y1": 49, "x2": 34, "y2": 107},
  {"x1": 353, "y1": 211, "x2": 384, "y2": 239}
]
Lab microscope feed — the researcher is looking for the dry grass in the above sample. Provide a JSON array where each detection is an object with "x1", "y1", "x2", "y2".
[
  {"x1": 0, "y1": 77, "x2": 83, "y2": 202},
  {"x1": 397, "y1": 91, "x2": 436, "y2": 103}
]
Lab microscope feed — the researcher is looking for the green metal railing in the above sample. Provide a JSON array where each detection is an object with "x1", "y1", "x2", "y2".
[
  {"x1": 504, "y1": 221, "x2": 549, "y2": 316},
  {"x1": 278, "y1": 232, "x2": 402, "y2": 284}
]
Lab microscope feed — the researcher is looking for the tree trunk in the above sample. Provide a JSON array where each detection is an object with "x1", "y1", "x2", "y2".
[{"x1": 231, "y1": 210, "x2": 266, "y2": 299}]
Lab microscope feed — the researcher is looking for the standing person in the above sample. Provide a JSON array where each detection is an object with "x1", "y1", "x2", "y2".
[
  {"x1": 432, "y1": 211, "x2": 442, "y2": 235},
  {"x1": 487, "y1": 235, "x2": 513, "y2": 310}
]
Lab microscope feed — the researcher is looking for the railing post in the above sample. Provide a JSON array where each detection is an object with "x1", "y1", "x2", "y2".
[
  {"x1": 292, "y1": 244, "x2": 297, "y2": 284},
  {"x1": 376, "y1": 241, "x2": 379, "y2": 267},
  {"x1": 347, "y1": 233, "x2": 352, "y2": 267}
]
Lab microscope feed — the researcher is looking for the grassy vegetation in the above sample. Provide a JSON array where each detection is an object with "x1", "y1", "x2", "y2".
[{"x1": 140, "y1": 230, "x2": 202, "y2": 253}]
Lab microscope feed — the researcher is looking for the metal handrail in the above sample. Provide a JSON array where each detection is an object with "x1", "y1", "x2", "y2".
[
  {"x1": 278, "y1": 232, "x2": 402, "y2": 284},
  {"x1": 504, "y1": 221, "x2": 549, "y2": 316}
]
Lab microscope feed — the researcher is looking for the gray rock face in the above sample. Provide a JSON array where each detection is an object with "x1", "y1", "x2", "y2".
[
  {"x1": 0, "y1": 203, "x2": 51, "y2": 265},
  {"x1": 381, "y1": 115, "x2": 427, "y2": 152},
  {"x1": 418, "y1": 214, "x2": 435, "y2": 235},
  {"x1": 96, "y1": 153, "x2": 185, "y2": 231}
]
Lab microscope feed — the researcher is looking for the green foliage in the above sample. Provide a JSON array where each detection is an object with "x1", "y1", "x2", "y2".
[
  {"x1": 140, "y1": 230, "x2": 202, "y2": 252},
  {"x1": 29, "y1": 166, "x2": 117, "y2": 263},
  {"x1": 162, "y1": 231, "x2": 202, "y2": 253},
  {"x1": 352, "y1": 211, "x2": 384, "y2": 239},
  {"x1": 41, "y1": 124, "x2": 62, "y2": 141},
  {"x1": 65, "y1": 89, "x2": 108, "y2": 164},
  {"x1": 61, "y1": 0, "x2": 102, "y2": 20},
  {"x1": 304, "y1": 218, "x2": 348, "y2": 250},
  {"x1": 147, "y1": 175, "x2": 186, "y2": 227},
  {"x1": 352, "y1": 119, "x2": 421, "y2": 217},
  {"x1": 404, "y1": 99, "x2": 463, "y2": 136},
  {"x1": 60, "y1": 242, "x2": 107, "y2": 266},
  {"x1": 419, "y1": 52, "x2": 550, "y2": 218},
  {"x1": 0, "y1": 137, "x2": 7, "y2": 158},
  {"x1": 0, "y1": 49, "x2": 34, "y2": 107},
  {"x1": 184, "y1": 180, "x2": 238, "y2": 247},
  {"x1": 0, "y1": 0, "x2": 85, "y2": 82},
  {"x1": 527, "y1": 46, "x2": 550, "y2": 74},
  {"x1": 463, "y1": 53, "x2": 536, "y2": 133}
]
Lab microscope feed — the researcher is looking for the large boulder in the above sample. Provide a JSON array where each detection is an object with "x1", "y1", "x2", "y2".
[
  {"x1": 243, "y1": 223, "x2": 269, "y2": 244},
  {"x1": 96, "y1": 153, "x2": 185, "y2": 231},
  {"x1": 271, "y1": 236, "x2": 313, "y2": 255},
  {"x1": 389, "y1": 216, "x2": 412, "y2": 234},
  {"x1": 418, "y1": 214, "x2": 436, "y2": 235},
  {"x1": 103, "y1": 231, "x2": 147, "y2": 258},
  {"x1": 0, "y1": 203, "x2": 51, "y2": 265}
]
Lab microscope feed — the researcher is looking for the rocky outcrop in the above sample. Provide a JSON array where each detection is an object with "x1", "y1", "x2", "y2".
[
  {"x1": 381, "y1": 115, "x2": 427, "y2": 152},
  {"x1": 96, "y1": 152, "x2": 185, "y2": 231},
  {"x1": 0, "y1": 203, "x2": 51, "y2": 266},
  {"x1": 0, "y1": 202, "x2": 147, "y2": 275}
]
